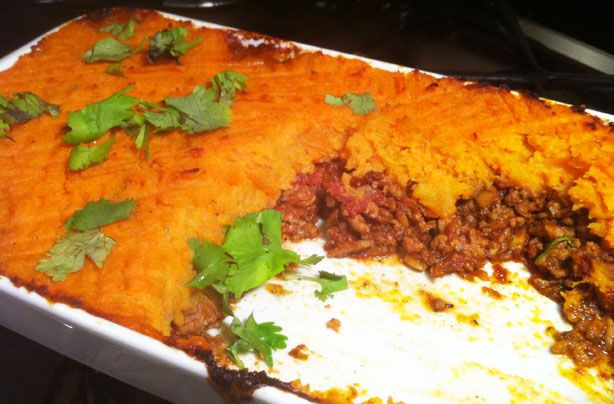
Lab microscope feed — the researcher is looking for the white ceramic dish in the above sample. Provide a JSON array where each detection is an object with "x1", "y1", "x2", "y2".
[{"x1": 0, "y1": 11, "x2": 612, "y2": 404}]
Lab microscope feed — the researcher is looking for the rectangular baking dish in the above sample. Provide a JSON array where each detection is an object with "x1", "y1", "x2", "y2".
[{"x1": 0, "y1": 11, "x2": 612, "y2": 404}]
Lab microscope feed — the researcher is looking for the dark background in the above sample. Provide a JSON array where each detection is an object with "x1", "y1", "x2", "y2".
[{"x1": 1, "y1": 1, "x2": 613, "y2": 403}]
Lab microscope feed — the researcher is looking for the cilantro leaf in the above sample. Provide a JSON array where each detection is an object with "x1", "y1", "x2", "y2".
[
  {"x1": 299, "y1": 254, "x2": 324, "y2": 266},
  {"x1": 64, "y1": 87, "x2": 136, "y2": 145},
  {"x1": 143, "y1": 107, "x2": 182, "y2": 132},
  {"x1": 186, "y1": 239, "x2": 233, "y2": 289},
  {"x1": 67, "y1": 137, "x2": 115, "y2": 171},
  {"x1": 64, "y1": 199, "x2": 136, "y2": 231},
  {"x1": 164, "y1": 86, "x2": 231, "y2": 133},
  {"x1": 324, "y1": 94, "x2": 345, "y2": 106},
  {"x1": 38, "y1": 198, "x2": 136, "y2": 281},
  {"x1": 227, "y1": 313, "x2": 288, "y2": 368},
  {"x1": 0, "y1": 118, "x2": 9, "y2": 139},
  {"x1": 105, "y1": 63, "x2": 125, "y2": 76},
  {"x1": 82, "y1": 38, "x2": 134, "y2": 63},
  {"x1": 100, "y1": 18, "x2": 136, "y2": 40},
  {"x1": 145, "y1": 86, "x2": 231, "y2": 134},
  {"x1": 222, "y1": 209, "x2": 300, "y2": 298},
  {"x1": 187, "y1": 209, "x2": 319, "y2": 299},
  {"x1": 227, "y1": 339, "x2": 251, "y2": 369},
  {"x1": 146, "y1": 27, "x2": 202, "y2": 64},
  {"x1": 347, "y1": 93, "x2": 376, "y2": 115},
  {"x1": 324, "y1": 92, "x2": 376, "y2": 115},
  {"x1": 312, "y1": 271, "x2": 348, "y2": 300},
  {"x1": 0, "y1": 92, "x2": 59, "y2": 139},
  {"x1": 292, "y1": 271, "x2": 348, "y2": 301},
  {"x1": 10, "y1": 93, "x2": 59, "y2": 119},
  {"x1": 212, "y1": 71, "x2": 247, "y2": 105},
  {"x1": 134, "y1": 122, "x2": 151, "y2": 161},
  {"x1": 36, "y1": 230, "x2": 115, "y2": 281},
  {"x1": 0, "y1": 92, "x2": 59, "y2": 125}
]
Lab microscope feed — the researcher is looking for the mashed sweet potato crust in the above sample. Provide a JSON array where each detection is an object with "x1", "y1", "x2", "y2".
[{"x1": 0, "y1": 8, "x2": 612, "y2": 359}]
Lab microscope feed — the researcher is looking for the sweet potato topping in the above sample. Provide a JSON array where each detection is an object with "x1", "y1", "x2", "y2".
[{"x1": 1, "y1": 7, "x2": 613, "y2": 392}]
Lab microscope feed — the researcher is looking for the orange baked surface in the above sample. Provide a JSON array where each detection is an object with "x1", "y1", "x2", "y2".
[{"x1": 0, "y1": 9, "x2": 612, "y2": 339}]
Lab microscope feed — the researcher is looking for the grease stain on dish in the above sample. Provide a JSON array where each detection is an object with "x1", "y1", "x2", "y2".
[
  {"x1": 230, "y1": 240, "x2": 610, "y2": 403},
  {"x1": 350, "y1": 275, "x2": 420, "y2": 321},
  {"x1": 558, "y1": 362, "x2": 614, "y2": 402},
  {"x1": 454, "y1": 361, "x2": 565, "y2": 403}
]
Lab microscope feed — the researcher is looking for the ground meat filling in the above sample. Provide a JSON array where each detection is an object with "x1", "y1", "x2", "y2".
[
  {"x1": 275, "y1": 160, "x2": 613, "y2": 369},
  {"x1": 174, "y1": 290, "x2": 224, "y2": 337},
  {"x1": 275, "y1": 160, "x2": 344, "y2": 241}
]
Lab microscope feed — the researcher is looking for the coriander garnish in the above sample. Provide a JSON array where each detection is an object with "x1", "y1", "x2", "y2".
[
  {"x1": 105, "y1": 63, "x2": 125, "y2": 76},
  {"x1": 187, "y1": 208, "x2": 322, "y2": 368},
  {"x1": 63, "y1": 71, "x2": 246, "y2": 169},
  {"x1": 64, "y1": 87, "x2": 136, "y2": 145},
  {"x1": 289, "y1": 270, "x2": 348, "y2": 301},
  {"x1": 64, "y1": 199, "x2": 136, "y2": 231},
  {"x1": 325, "y1": 92, "x2": 376, "y2": 115},
  {"x1": 212, "y1": 71, "x2": 247, "y2": 105},
  {"x1": 187, "y1": 209, "x2": 322, "y2": 298},
  {"x1": 146, "y1": 27, "x2": 202, "y2": 64},
  {"x1": 37, "y1": 230, "x2": 116, "y2": 281},
  {"x1": 0, "y1": 92, "x2": 59, "y2": 139},
  {"x1": 82, "y1": 38, "x2": 137, "y2": 63},
  {"x1": 67, "y1": 137, "x2": 115, "y2": 171},
  {"x1": 37, "y1": 198, "x2": 136, "y2": 281},
  {"x1": 227, "y1": 313, "x2": 288, "y2": 368},
  {"x1": 100, "y1": 18, "x2": 136, "y2": 40},
  {"x1": 143, "y1": 85, "x2": 231, "y2": 134}
]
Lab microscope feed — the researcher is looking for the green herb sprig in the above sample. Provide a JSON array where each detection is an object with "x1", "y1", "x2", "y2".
[
  {"x1": 187, "y1": 209, "x2": 322, "y2": 298},
  {"x1": 64, "y1": 71, "x2": 246, "y2": 169},
  {"x1": 289, "y1": 270, "x2": 347, "y2": 301},
  {"x1": 0, "y1": 92, "x2": 59, "y2": 139},
  {"x1": 146, "y1": 27, "x2": 202, "y2": 64},
  {"x1": 227, "y1": 313, "x2": 288, "y2": 368},
  {"x1": 100, "y1": 18, "x2": 136, "y2": 40},
  {"x1": 324, "y1": 92, "x2": 376, "y2": 115},
  {"x1": 37, "y1": 199, "x2": 136, "y2": 281},
  {"x1": 82, "y1": 37, "x2": 144, "y2": 63}
]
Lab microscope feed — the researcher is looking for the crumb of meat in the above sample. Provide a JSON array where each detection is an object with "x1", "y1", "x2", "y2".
[
  {"x1": 550, "y1": 286, "x2": 614, "y2": 367},
  {"x1": 492, "y1": 264, "x2": 510, "y2": 284},
  {"x1": 326, "y1": 318, "x2": 341, "y2": 332},
  {"x1": 173, "y1": 290, "x2": 223, "y2": 337},
  {"x1": 421, "y1": 291, "x2": 454, "y2": 312},
  {"x1": 288, "y1": 344, "x2": 309, "y2": 361}
]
